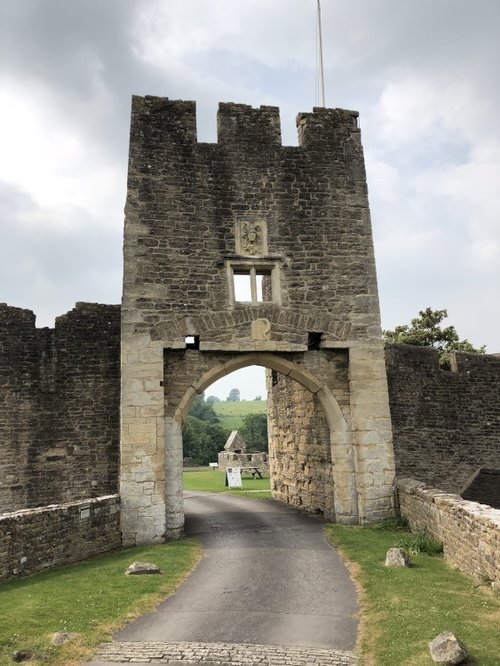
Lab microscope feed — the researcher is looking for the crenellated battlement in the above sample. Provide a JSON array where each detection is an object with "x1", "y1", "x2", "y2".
[
  {"x1": 130, "y1": 95, "x2": 197, "y2": 145},
  {"x1": 217, "y1": 102, "x2": 281, "y2": 145},
  {"x1": 129, "y1": 95, "x2": 361, "y2": 150},
  {"x1": 0, "y1": 302, "x2": 37, "y2": 330},
  {"x1": 296, "y1": 107, "x2": 359, "y2": 147}
]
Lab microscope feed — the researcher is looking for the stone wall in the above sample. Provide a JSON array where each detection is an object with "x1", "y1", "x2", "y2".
[
  {"x1": 386, "y1": 345, "x2": 500, "y2": 492},
  {"x1": 0, "y1": 302, "x2": 120, "y2": 513},
  {"x1": 397, "y1": 478, "x2": 500, "y2": 587},
  {"x1": 267, "y1": 372, "x2": 334, "y2": 518},
  {"x1": 0, "y1": 495, "x2": 121, "y2": 582},
  {"x1": 266, "y1": 349, "x2": 351, "y2": 519}
]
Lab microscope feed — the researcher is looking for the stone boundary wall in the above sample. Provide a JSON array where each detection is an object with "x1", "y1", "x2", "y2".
[
  {"x1": 0, "y1": 495, "x2": 121, "y2": 582},
  {"x1": 397, "y1": 478, "x2": 500, "y2": 587},
  {"x1": 386, "y1": 345, "x2": 500, "y2": 492}
]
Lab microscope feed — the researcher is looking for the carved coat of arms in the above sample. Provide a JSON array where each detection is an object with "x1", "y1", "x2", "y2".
[{"x1": 235, "y1": 220, "x2": 267, "y2": 256}]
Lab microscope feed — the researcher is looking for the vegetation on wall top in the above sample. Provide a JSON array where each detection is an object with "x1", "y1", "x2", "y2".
[{"x1": 383, "y1": 308, "x2": 485, "y2": 369}]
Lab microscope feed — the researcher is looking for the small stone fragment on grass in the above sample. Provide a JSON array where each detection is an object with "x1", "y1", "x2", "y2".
[
  {"x1": 385, "y1": 547, "x2": 411, "y2": 567},
  {"x1": 429, "y1": 631, "x2": 468, "y2": 664},
  {"x1": 51, "y1": 632, "x2": 80, "y2": 646},
  {"x1": 126, "y1": 561, "x2": 161, "y2": 575}
]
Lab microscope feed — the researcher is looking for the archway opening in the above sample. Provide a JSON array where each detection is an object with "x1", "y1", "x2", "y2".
[
  {"x1": 182, "y1": 366, "x2": 270, "y2": 497},
  {"x1": 182, "y1": 365, "x2": 268, "y2": 469},
  {"x1": 164, "y1": 352, "x2": 356, "y2": 537}
]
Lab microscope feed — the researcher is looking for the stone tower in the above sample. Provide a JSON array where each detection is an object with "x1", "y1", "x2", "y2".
[{"x1": 121, "y1": 96, "x2": 395, "y2": 546}]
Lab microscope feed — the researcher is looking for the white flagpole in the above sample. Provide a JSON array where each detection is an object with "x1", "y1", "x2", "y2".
[{"x1": 317, "y1": 0, "x2": 326, "y2": 107}]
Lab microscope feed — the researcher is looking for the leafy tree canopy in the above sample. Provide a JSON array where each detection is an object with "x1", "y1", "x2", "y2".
[
  {"x1": 182, "y1": 416, "x2": 228, "y2": 466},
  {"x1": 239, "y1": 412, "x2": 268, "y2": 453},
  {"x1": 182, "y1": 394, "x2": 228, "y2": 465},
  {"x1": 227, "y1": 388, "x2": 241, "y2": 402},
  {"x1": 383, "y1": 308, "x2": 485, "y2": 369},
  {"x1": 206, "y1": 395, "x2": 221, "y2": 405},
  {"x1": 189, "y1": 394, "x2": 220, "y2": 423}
]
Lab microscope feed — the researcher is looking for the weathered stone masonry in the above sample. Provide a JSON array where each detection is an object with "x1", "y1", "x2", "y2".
[
  {"x1": 386, "y1": 345, "x2": 500, "y2": 493},
  {"x1": 398, "y1": 478, "x2": 499, "y2": 587},
  {"x1": 121, "y1": 96, "x2": 396, "y2": 545},
  {"x1": 0, "y1": 302, "x2": 120, "y2": 514},
  {"x1": 1, "y1": 96, "x2": 499, "y2": 581},
  {"x1": 0, "y1": 495, "x2": 120, "y2": 581}
]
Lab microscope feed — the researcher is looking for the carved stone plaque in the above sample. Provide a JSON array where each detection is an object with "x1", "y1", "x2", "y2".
[
  {"x1": 251, "y1": 318, "x2": 271, "y2": 341},
  {"x1": 235, "y1": 219, "x2": 267, "y2": 256}
]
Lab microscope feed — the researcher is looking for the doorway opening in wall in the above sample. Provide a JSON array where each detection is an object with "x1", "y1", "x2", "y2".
[
  {"x1": 179, "y1": 358, "x2": 335, "y2": 520},
  {"x1": 182, "y1": 366, "x2": 270, "y2": 493}
]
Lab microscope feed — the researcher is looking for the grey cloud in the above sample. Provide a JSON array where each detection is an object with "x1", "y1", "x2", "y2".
[
  {"x1": 0, "y1": 181, "x2": 121, "y2": 326},
  {"x1": 0, "y1": 0, "x2": 498, "y2": 349}
]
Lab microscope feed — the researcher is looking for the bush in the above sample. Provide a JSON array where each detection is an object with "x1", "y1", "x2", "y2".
[{"x1": 394, "y1": 531, "x2": 443, "y2": 556}]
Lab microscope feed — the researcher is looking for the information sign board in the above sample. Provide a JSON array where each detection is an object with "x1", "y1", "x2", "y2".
[{"x1": 226, "y1": 467, "x2": 242, "y2": 489}]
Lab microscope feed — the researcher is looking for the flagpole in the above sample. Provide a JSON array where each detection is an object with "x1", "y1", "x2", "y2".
[{"x1": 317, "y1": 0, "x2": 326, "y2": 107}]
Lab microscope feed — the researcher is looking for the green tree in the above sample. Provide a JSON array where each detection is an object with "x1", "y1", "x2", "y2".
[
  {"x1": 182, "y1": 416, "x2": 228, "y2": 465},
  {"x1": 189, "y1": 394, "x2": 220, "y2": 423},
  {"x1": 182, "y1": 394, "x2": 228, "y2": 465},
  {"x1": 383, "y1": 308, "x2": 485, "y2": 369},
  {"x1": 227, "y1": 388, "x2": 241, "y2": 402},
  {"x1": 206, "y1": 395, "x2": 221, "y2": 405},
  {"x1": 239, "y1": 412, "x2": 268, "y2": 453}
]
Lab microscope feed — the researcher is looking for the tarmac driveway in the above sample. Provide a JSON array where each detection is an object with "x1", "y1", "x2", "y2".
[{"x1": 88, "y1": 491, "x2": 358, "y2": 664}]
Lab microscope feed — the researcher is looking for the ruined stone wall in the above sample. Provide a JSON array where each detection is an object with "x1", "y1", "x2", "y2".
[
  {"x1": 0, "y1": 302, "x2": 120, "y2": 512},
  {"x1": 0, "y1": 495, "x2": 120, "y2": 582},
  {"x1": 217, "y1": 451, "x2": 269, "y2": 474},
  {"x1": 386, "y1": 345, "x2": 500, "y2": 492},
  {"x1": 0, "y1": 305, "x2": 41, "y2": 511},
  {"x1": 398, "y1": 478, "x2": 499, "y2": 587}
]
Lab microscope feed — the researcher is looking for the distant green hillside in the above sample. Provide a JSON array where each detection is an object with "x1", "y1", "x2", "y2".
[{"x1": 213, "y1": 399, "x2": 267, "y2": 432}]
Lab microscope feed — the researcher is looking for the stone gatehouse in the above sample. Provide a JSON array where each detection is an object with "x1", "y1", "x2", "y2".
[
  {"x1": 120, "y1": 96, "x2": 395, "y2": 545},
  {"x1": 1, "y1": 98, "x2": 498, "y2": 579}
]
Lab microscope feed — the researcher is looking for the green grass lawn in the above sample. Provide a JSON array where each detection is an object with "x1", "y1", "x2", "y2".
[
  {"x1": 213, "y1": 399, "x2": 266, "y2": 431},
  {"x1": 183, "y1": 469, "x2": 272, "y2": 499},
  {"x1": 325, "y1": 523, "x2": 500, "y2": 665},
  {"x1": 0, "y1": 540, "x2": 201, "y2": 666}
]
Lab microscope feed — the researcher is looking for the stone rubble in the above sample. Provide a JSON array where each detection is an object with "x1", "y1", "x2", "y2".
[
  {"x1": 126, "y1": 561, "x2": 161, "y2": 575},
  {"x1": 384, "y1": 547, "x2": 411, "y2": 568},
  {"x1": 428, "y1": 631, "x2": 468, "y2": 664},
  {"x1": 51, "y1": 631, "x2": 81, "y2": 646}
]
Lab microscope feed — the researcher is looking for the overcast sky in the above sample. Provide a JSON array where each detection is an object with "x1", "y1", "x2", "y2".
[{"x1": 1, "y1": 0, "x2": 499, "y2": 399}]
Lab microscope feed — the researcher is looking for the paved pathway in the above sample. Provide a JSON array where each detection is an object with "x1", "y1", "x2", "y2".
[
  {"x1": 87, "y1": 491, "x2": 358, "y2": 665},
  {"x1": 91, "y1": 640, "x2": 358, "y2": 664}
]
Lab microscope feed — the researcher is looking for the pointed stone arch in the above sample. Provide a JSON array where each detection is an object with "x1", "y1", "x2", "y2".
[{"x1": 164, "y1": 353, "x2": 358, "y2": 538}]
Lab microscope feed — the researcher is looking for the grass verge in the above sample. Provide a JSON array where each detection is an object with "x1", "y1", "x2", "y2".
[
  {"x1": 325, "y1": 524, "x2": 500, "y2": 665},
  {"x1": 0, "y1": 539, "x2": 201, "y2": 666},
  {"x1": 184, "y1": 470, "x2": 272, "y2": 499}
]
